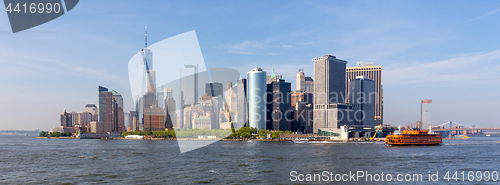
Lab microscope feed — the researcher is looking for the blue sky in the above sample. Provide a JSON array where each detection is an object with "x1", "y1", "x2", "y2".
[{"x1": 1, "y1": 0, "x2": 500, "y2": 130}]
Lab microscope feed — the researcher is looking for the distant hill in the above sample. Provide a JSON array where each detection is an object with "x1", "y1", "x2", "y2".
[{"x1": 0, "y1": 130, "x2": 41, "y2": 135}]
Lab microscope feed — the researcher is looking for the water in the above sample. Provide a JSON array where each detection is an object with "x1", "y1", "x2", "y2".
[{"x1": 1, "y1": 135, "x2": 500, "y2": 184}]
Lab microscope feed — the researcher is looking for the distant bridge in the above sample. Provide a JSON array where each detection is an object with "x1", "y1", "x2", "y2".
[{"x1": 402, "y1": 121, "x2": 500, "y2": 137}]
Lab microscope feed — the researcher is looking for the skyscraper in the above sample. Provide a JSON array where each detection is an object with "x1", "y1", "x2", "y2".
[
  {"x1": 80, "y1": 112, "x2": 93, "y2": 125},
  {"x1": 128, "y1": 111, "x2": 138, "y2": 131},
  {"x1": 296, "y1": 69, "x2": 314, "y2": 93},
  {"x1": 136, "y1": 28, "x2": 163, "y2": 131},
  {"x1": 421, "y1": 99, "x2": 432, "y2": 126},
  {"x1": 313, "y1": 55, "x2": 350, "y2": 134},
  {"x1": 346, "y1": 62, "x2": 383, "y2": 125},
  {"x1": 236, "y1": 79, "x2": 248, "y2": 129},
  {"x1": 83, "y1": 104, "x2": 97, "y2": 121},
  {"x1": 60, "y1": 109, "x2": 72, "y2": 127},
  {"x1": 266, "y1": 68, "x2": 282, "y2": 84},
  {"x1": 247, "y1": 68, "x2": 267, "y2": 130},
  {"x1": 266, "y1": 79, "x2": 292, "y2": 131},
  {"x1": 112, "y1": 90, "x2": 125, "y2": 133},
  {"x1": 205, "y1": 82, "x2": 223, "y2": 97},
  {"x1": 70, "y1": 112, "x2": 80, "y2": 126},
  {"x1": 163, "y1": 87, "x2": 173, "y2": 100},
  {"x1": 226, "y1": 82, "x2": 237, "y2": 114},
  {"x1": 348, "y1": 76, "x2": 375, "y2": 127},
  {"x1": 165, "y1": 98, "x2": 176, "y2": 129},
  {"x1": 98, "y1": 86, "x2": 113, "y2": 133}
]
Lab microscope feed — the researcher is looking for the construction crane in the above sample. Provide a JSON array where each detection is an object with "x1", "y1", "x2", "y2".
[{"x1": 370, "y1": 124, "x2": 383, "y2": 141}]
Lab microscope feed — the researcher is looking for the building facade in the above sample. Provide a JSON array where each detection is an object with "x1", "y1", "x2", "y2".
[
  {"x1": 348, "y1": 76, "x2": 375, "y2": 127},
  {"x1": 247, "y1": 68, "x2": 267, "y2": 130},
  {"x1": 313, "y1": 55, "x2": 349, "y2": 133},
  {"x1": 346, "y1": 62, "x2": 383, "y2": 125},
  {"x1": 296, "y1": 70, "x2": 314, "y2": 93},
  {"x1": 266, "y1": 79, "x2": 293, "y2": 131},
  {"x1": 83, "y1": 104, "x2": 97, "y2": 121},
  {"x1": 60, "y1": 109, "x2": 72, "y2": 127},
  {"x1": 236, "y1": 79, "x2": 248, "y2": 129},
  {"x1": 98, "y1": 86, "x2": 113, "y2": 133},
  {"x1": 266, "y1": 68, "x2": 282, "y2": 84}
]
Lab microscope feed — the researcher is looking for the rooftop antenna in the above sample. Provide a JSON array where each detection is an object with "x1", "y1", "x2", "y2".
[{"x1": 145, "y1": 26, "x2": 147, "y2": 49}]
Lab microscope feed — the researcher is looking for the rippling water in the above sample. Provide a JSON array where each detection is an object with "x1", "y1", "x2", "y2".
[{"x1": 1, "y1": 135, "x2": 500, "y2": 184}]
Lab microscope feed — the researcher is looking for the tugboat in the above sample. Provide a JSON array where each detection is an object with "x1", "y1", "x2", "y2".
[{"x1": 385, "y1": 127, "x2": 442, "y2": 146}]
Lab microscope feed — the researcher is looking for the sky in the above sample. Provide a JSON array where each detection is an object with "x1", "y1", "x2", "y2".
[{"x1": 1, "y1": 0, "x2": 500, "y2": 130}]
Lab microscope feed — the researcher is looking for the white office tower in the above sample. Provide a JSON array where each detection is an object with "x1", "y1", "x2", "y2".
[
  {"x1": 247, "y1": 68, "x2": 267, "y2": 130},
  {"x1": 296, "y1": 70, "x2": 305, "y2": 92},
  {"x1": 137, "y1": 27, "x2": 156, "y2": 128}
]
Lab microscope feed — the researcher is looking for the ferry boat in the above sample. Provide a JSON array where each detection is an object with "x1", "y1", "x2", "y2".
[
  {"x1": 292, "y1": 138, "x2": 309, "y2": 144},
  {"x1": 385, "y1": 128, "x2": 442, "y2": 146}
]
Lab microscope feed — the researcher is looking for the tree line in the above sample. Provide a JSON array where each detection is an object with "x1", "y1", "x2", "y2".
[
  {"x1": 39, "y1": 131, "x2": 71, "y2": 137},
  {"x1": 120, "y1": 127, "x2": 292, "y2": 139}
]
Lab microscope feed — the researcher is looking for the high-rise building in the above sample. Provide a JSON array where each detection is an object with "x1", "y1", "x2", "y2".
[
  {"x1": 70, "y1": 112, "x2": 80, "y2": 126},
  {"x1": 98, "y1": 86, "x2": 124, "y2": 133},
  {"x1": 236, "y1": 79, "x2": 248, "y2": 129},
  {"x1": 90, "y1": 121, "x2": 104, "y2": 133},
  {"x1": 293, "y1": 102, "x2": 313, "y2": 133},
  {"x1": 163, "y1": 87, "x2": 173, "y2": 109},
  {"x1": 98, "y1": 86, "x2": 113, "y2": 133},
  {"x1": 266, "y1": 68, "x2": 282, "y2": 84},
  {"x1": 346, "y1": 62, "x2": 383, "y2": 125},
  {"x1": 128, "y1": 111, "x2": 138, "y2": 131},
  {"x1": 143, "y1": 106, "x2": 166, "y2": 131},
  {"x1": 226, "y1": 82, "x2": 237, "y2": 114},
  {"x1": 291, "y1": 92, "x2": 313, "y2": 106},
  {"x1": 247, "y1": 68, "x2": 267, "y2": 130},
  {"x1": 296, "y1": 70, "x2": 314, "y2": 93},
  {"x1": 83, "y1": 104, "x2": 97, "y2": 121},
  {"x1": 205, "y1": 82, "x2": 223, "y2": 97},
  {"x1": 297, "y1": 70, "x2": 305, "y2": 92},
  {"x1": 205, "y1": 82, "x2": 224, "y2": 110},
  {"x1": 60, "y1": 109, "x2": 72, "y2": 127},
  {"x1": 136, "y1": 28, "x2": 163, "y2": 131},
  {"x1": 348, "y1": 76, "x2": 375, "y2": 127},
  {"x1": 200, "y1": 94, "x2": 220, "y2": 129},
  {"x1": 80, "y1": 112, "x2": 93, "y2": 125},
  {"x1": 112, "y1": 90, "x2": 125, "y2": 133},
  {"x1": 266, "y1": 79, "x2": 292, "y2": 131},
  {"x1": 313, "y1": 55, "x2": 350, "y2": 134},
  {"x1": 421, "y1": 99, "x2": 432, "y2": 127},
  {"x1": 304, "y1": 77, "x2": 314, "y2": 93},
  {"x1": 291, "y1": 92, "x2": 314, "y2": 133},
  {"x1": 165, "y1": 98, "x2": 176, "y2": 129},
  {"x1": 163, "y1": 87, "x2": 173, "y2": 100}
]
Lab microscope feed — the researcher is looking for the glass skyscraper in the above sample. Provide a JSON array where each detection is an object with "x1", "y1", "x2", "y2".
[{"x1": 247, "y1": 68, "x2": 267, "y2": 130}]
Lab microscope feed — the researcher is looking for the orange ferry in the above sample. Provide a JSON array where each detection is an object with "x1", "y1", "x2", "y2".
[{"x1": 385, "y1": 128, "x2": 442, "y2": 146}]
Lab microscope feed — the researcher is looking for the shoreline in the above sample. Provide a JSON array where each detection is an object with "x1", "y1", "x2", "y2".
[{"x1": 37, "y1": 136, "x2": 385, "y2": 142}]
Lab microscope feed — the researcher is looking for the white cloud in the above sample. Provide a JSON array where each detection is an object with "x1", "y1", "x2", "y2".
[
  {"x1": 217, "y1": 39, "x2": 272, "y2": 50},
  {"x1": 471, "y1": 7, "x2": 500, "y2": 21},
  {"x1": 384, "y1": 49, "x2": 500, "y2": 85},
  {"x1": 0, "y1": 48, "x2": 124, "y2": 84}
]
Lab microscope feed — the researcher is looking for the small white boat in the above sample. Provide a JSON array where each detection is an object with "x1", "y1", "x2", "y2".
[{"x1": 293, "y1": 138, "x2": 309, "y2": 143}]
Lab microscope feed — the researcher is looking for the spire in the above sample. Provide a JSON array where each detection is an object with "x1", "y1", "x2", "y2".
[{"x1": 145, "y1": 26, "x2": 147, "y2": 49}]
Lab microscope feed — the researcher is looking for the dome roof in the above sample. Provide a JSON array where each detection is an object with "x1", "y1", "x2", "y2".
[{"x1": 252, "y1": 67, "x2": 263, "y2": 72}]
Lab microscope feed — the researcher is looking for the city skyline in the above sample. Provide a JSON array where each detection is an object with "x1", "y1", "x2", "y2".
[{"x1": 2, "y1": 1, "x2": 500, "y2": 130}]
